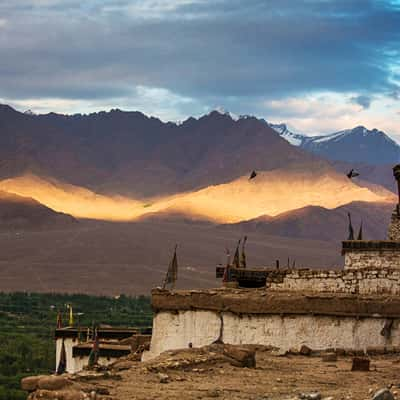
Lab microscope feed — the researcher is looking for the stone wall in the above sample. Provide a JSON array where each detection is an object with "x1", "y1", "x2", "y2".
[
  {"x1": 342, "y1": 241, "x2": 400, "y2": 270},
  {"x1": 344, "y1": 250, "x2": 400, "y2": 270},
  {"x1": 143, "y1": 309, "x2": 400, "y2": 360},
  {"x1": 267, "y1": 268, "x2": 400, "y2": 295},
  {"x1": 389, "y1": 212, "x2": 400, "y2": 241}
]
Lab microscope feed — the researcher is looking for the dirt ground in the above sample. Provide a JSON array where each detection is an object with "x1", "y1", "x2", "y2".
[{"x1": 89, "y1": 351, "x2": 400, "y2": 400}]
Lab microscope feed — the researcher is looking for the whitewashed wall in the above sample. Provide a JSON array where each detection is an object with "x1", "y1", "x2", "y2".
[
  {"x1": 55, "y1": 338, "x2": 119, "y2": 373},
  {"x1": 55, "y1": 338, "x2": 75, "y2": 373},
  {"x1": 143, "y1": 310, "x2": 400, "y2": 361}
]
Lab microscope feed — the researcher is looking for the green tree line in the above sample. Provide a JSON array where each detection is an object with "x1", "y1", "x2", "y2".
[{"x1": 0, "y1": 292, "x2": 152, "y2": 400}]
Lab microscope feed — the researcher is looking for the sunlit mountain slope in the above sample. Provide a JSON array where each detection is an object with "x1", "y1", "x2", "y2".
[
  {"x1": 0, "y1": 175, "x2": 151, "y2": 221},
  {"x1": 159, "y1": 170, "x2": 395, "y2": 223},
  {"x1": 0, "y1": 171, "x2": 394, "y2": 223}
]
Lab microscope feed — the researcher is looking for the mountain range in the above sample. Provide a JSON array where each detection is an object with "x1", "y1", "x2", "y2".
[
  {"x1": 0, "y1": 103, "x2": 397, "y2": 221},
  {"x1": 0, "y1": 103, "x2": 398, "y2": 292},
  {"x1": 270, "y1": 123, "x2": 400, "y2": 165},
  {"x1": 0, "y1": 105, "x2": 324, "y2": 197},
  {"x1": 1, "y1": 104, "x2": 398, "y2": 195}
]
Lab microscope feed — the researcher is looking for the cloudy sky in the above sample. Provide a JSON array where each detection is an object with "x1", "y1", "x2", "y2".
[{"x1": 0, "y1": 0, "x2": 399, "y2": 139}]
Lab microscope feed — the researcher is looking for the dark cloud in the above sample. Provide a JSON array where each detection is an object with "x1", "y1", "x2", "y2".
[
  {"x1": 0, "y1": 0, "x2": 399, "y2": 114},
  {"x1": 350, "y1": 95, "x2": 373, "y2": 109}
]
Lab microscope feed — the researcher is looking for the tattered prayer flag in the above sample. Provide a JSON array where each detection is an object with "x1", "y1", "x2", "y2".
[
  {"x1": 68, "y1": 305, "x2": 74, "y2": 326},
  {"x1": 88, "y1": 328, "x2": 100, "y2": 368},
  {"x1": 232, "y1": 239, "x2": 241, "y2": 268},
  {"x1": 163, "y1": 245, "x2": 178, "y2": 289},
  {"x1": 357, "y1": 221, "x2": 363, "y2": 241},
  {"x1": 56, "y1": 311, "x2": 63, "y2": 329},
  {"x1": 347, "y1": 213, "x2": 355, "y2": 240},
  {"x1": 240, "y1": 236, "x2": 247, "y2": 268}
]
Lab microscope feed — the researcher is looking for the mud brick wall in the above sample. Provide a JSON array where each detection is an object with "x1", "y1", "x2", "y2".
[
  {"x1": 267, "y1": 268, "x2": 400, "y2": 295},
  {"x1": 389, "y1": 212, "x2": 400, "y2": 241}
]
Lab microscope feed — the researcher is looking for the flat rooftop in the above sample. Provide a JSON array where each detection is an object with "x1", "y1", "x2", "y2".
[
  {"x1": 152, "y1": 288, "x2": 400, "y2": 318},
  {"x1": 55, "y1": 326, "x2": 152, "y2": 339}
]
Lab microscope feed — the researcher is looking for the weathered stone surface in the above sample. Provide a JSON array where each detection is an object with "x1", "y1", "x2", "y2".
[
  {"x1": 21, "y1": 375, "x2": 46, "y2": 392},
  {"x1": 37, "y1": 375, "x2": 70, "y2": 391},
  {"x1": 372, "y1": 388, "x2": 394, "y2": 400},
  {"x1": 111, "y1": 360, "x2": 135, "y2": 371},
  {"x1": 351, "y1": 357, "x2": 370, "y2": 371}
]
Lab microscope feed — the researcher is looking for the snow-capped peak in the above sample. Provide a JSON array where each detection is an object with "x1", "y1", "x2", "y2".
[
  {"x1": 269, "y1": 123, "x2": 307, "y2": 147},
  {"x1": 213, "y1": 107, "x2": 239, "y2": 121}
]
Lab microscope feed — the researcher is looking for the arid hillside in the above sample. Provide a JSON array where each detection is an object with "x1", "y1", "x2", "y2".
[
  {"x1": 0, "y1": 190, "x2": 75, "y2": 229},
  {"x1": 0, "y1": 218, "x2": 342, "y2": 295},
  {"x1": 226, "y1": 201, "x2": 395, "y2": 241}
]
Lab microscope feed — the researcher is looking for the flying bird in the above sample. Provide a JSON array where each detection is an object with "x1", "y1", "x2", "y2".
[
  {"x1": 346, "y1": 169, "x2": 360, "y2": 179},
  {"x1": 249, "y1": 170, "x2": 257, "y2": 180}
]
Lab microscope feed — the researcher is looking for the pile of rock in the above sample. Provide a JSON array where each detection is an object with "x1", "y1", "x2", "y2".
[
  {"x1": 21, "y1": 374, "x2": 113, "y2": 400},
  {"x1": 21, "y1": 344, "x2": 256, "y2": 399},
  {"x1": 143, "y1": 343, "x2": 256, "y2": 373}
]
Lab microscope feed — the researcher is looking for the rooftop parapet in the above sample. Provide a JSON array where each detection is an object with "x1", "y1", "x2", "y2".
[{"x1": 151, "y1": 288, "x2": 400, "y2": 317}]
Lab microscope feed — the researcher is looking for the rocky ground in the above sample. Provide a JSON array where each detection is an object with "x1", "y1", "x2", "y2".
[{"x1": 22, "y1": 345, "x2": 400, "y2": 400}]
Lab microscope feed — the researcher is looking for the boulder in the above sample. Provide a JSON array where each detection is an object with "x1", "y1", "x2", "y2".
[
  {"x1": 222, "y1": 344, "x2": 256, "y2": 368},
  {"x1": 299, "y1": 345, "x2": 312, "y2": 356},
  {"x1": 157, "y1": 372, "x2": 170, "y2": 383},
  {"x1": 300, "y1": 392, "x2": 322, "y2": 400},
  {"x1": 21, "y1": 375, "x2": 47, "y2": 392},
  {"x1": 372, "y1": 389, "x2": 394, "y2": 400},
  {"x1": 38, "y1": 375, "x2": 70, "y2": 391},
  {"x1": 28, "y1": 389, "x2": 85, "y2": 400}
]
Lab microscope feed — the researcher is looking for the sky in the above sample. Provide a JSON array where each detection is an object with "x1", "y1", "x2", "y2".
[{"x1": 0, "y1": 0, "x2": 399, "y2": 139}]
